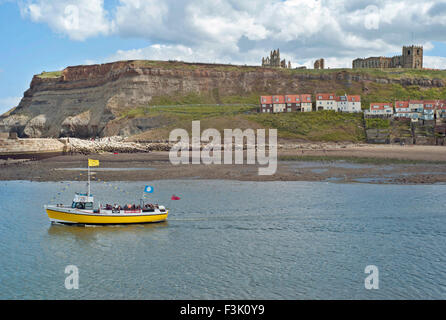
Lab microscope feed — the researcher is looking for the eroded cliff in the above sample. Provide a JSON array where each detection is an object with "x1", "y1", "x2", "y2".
[{"x1": 1, "y1": 60, "x2": 445, "y2": 138}]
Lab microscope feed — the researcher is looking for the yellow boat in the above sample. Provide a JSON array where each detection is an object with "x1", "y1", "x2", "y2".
[
  {"x1": 45, "y1": 160, "x2": 168, "y2": 225},
  {"x1": 45, "y1": 200, "x2": 168, "y2": 225}
]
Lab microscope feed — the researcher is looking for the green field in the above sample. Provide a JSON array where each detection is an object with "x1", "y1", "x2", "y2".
[
  {"x1": 36, "y1": 71, "x2": 63, "y2": 78},
  {"x1": 124, "y1": 105, "x2": 367, "y2": 142},
  {"x1": 365, "y1": 118, "x2": 391, "y2": 129}
]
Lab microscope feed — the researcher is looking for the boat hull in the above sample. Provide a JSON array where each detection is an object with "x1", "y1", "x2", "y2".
[{"x1": 46, "y1": 208, "x2": 168, "y2": 225}]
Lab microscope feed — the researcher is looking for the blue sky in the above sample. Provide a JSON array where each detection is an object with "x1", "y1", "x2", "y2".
[
  {"x1": 1, "y1": 0, "x2": 446, "y2": 115},
  {"x1": 0, "y1": 1, "x2": 150, "y2": 114}
]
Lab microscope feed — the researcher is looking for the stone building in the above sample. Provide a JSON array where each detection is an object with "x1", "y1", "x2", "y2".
[
  {"x1": 353, "y1": 45, "x2": 423, "y2": 69},
  {"x1": 314, "y1": 58, "x2": 325, "y2": 69},
  {"x1": 262, "y1": 49, "x2": 291, "y2": 68}
]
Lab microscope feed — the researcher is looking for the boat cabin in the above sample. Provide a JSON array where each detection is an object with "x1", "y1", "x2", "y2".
[{"x1": 72, "y1": 193, "x2": 94, "y2": 210}]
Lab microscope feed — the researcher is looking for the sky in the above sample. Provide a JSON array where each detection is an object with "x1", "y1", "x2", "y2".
[{"x1": 2, "y1": 0, "x2": 446, "y2": 115}]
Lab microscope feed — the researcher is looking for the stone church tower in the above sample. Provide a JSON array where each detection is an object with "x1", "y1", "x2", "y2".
[{"x1": 402, "y1": 45, "x2": 423, "y2": 69}]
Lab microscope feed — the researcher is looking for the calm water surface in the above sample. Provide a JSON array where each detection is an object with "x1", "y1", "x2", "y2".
[{"x1": 0, "y1": 180, "x2": 445, "y2": 299}]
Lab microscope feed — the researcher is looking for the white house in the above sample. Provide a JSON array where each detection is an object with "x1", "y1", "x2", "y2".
[
  {"x1": 394, "y1": 100, "x2": 420, "y2": 121},
  {"x1": 421, "y1": 101, "x2": 436, "y2": 121},
  {"x1": 272, "y1": 95, "x2": 286, "y2": 113},
  {"x1": 337, "y1": 94, "x2": 361, "y2": 113},
  {"x1": 367, "y1": 102, "x2": 394, "y2": 116},
  {"x1": 316, "y1": 93, "x2": 337, "y2": 111},
  {"x1": 409, "y1": 100, "x2": 424, "y2": 113},
  {"x1": 300, "y1": 94, "x2": 313, "y2": 112}
]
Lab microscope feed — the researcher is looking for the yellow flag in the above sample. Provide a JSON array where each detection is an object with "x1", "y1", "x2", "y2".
[{"x1": 88, "y1": 159, "x2": 100, "y2": 167}]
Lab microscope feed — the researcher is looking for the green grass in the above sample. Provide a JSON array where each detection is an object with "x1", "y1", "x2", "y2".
[
  {"x1": 37, "y1": 71, "x2": 63, "y2": 78},
  {"x1": 246, "y1": 111, "x2": 366, "y2": 142},
  {"x1": 365, "y1": 118, "x2": 391, "y2": 129},
  {"x1": 146, "y1": 91, "x2": 261, "y2": 106},
  {"x1": 123, "y1": 106, "x2": 367, "y2": 142},
  {"x1": 279, "y1": 67, "x2": 446, "y2": 80},
  {"x1": 120, "y1": 104, "x2": 256, "y2": 120},
  {"x1": 122, "y1": 106, "x2": 367, "y2": 142}
]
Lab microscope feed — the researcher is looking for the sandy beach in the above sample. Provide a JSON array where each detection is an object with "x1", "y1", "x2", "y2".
[{"x1": 1, "y1": 143, "x2": 446, "y2": 184}]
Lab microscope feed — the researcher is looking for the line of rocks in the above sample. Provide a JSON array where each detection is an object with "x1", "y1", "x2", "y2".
[
  {"x1": 64, "y1": 137, "x2": 365, "y2": 154},
  {"x1": 63, "y1": 137, "x2": 171, "y2": 154}
]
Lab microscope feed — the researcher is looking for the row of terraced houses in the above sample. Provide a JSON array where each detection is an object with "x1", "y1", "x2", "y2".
[
  {"x1": 259, "y1": 94, "x2": 361, "y2": 113},
  {"x1": 365, "y1": 100, "x2": 446, "y2": 122},
  {"x1": 259, "y1": 95, "x2": 446, "y2": 123}
]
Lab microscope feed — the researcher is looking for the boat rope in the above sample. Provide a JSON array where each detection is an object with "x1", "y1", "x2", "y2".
[{"x1": 50, "y1": 171, "x2": 136, "y2": 204}]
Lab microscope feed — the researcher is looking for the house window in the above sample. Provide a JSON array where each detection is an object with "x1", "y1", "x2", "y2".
[{"x1": 287, "y1": 108, "x2": 291, "y2": 112}]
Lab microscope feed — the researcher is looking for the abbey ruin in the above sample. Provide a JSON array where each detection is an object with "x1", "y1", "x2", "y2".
[
  {"x1": 314, "y1": 58, "x2": 325, "y2": 69},
  {"x1": 261, "y1": 49, "x2": 291, "y2": 69},
  {"x1": 353, "y1": 45, "x2": 423, "y2": 69}
]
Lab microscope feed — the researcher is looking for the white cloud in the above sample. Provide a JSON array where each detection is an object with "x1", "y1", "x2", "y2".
[
  {"x1": 20, "y1": 0, "x2": 113, "y2": 40},
  {"x1": 18, "y1": 0, "x2": 446, "y2": 67},
  {"x1": 0, "y1": 97, "x2": 21, "y2": 115},
  {"x1": 424, "y1": 56, "x2": 446, "y2": 69}
]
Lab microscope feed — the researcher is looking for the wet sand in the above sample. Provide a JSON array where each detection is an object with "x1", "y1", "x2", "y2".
[{"x1": 2, "y1": 144, "x2": 446, "y2": 184}]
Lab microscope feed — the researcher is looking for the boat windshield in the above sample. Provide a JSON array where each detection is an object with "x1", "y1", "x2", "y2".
[{"x1": 72, "y1": 202, "x2": 93, "y2": 210}]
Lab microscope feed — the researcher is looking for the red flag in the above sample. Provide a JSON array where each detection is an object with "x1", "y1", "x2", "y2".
[{"x1": 171, "y1": 195, "x2": 181, "y2": 200}]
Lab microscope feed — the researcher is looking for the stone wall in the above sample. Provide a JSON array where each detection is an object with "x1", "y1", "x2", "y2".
[{"x1": 0, "y1": 138, "x2": 66, "y2": 158}]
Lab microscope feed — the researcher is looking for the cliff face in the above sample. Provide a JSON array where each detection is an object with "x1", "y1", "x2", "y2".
[{"x1": 1, "y1": 60, "x2": 445, "y2": 138}]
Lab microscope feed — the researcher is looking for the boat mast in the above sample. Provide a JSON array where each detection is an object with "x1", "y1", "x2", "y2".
[{"x1": 88, "y1": 162, "x2": 91, "y2": 197}]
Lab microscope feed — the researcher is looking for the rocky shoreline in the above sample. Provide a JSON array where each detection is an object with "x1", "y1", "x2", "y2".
[
  {"x1": 64, "y1": 136, "x2": 171, "y2": 154},
  {"x1": 1, "y1": 140, "x2": 446, "y2": 184},
  {"x1": 1, "y1": 136, "x2": 370, "y2": 157}
]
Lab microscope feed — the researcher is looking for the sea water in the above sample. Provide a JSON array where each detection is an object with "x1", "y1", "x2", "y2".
[{"x1": 0, "y1": 180, "x2": 445, "y2": 299}]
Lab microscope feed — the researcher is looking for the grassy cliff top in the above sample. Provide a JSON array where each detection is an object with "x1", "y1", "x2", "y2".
[
  {"x1": 36, "y1": 70, "x2": 63, "y2": 78},
  {"x1": 35, "y1": 60, "x2": 446, "y2": 79},
  {"x1": 128, "y1": 60, "x2": 446, "y2": 80}
]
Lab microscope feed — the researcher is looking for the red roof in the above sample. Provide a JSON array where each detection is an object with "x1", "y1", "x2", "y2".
[
  {"x1": 395, "y1": 101, "x2": 409, "y2": 109},
  {"x1": 272, "y1": 95, "x2": 285, "y2": 104},
  {"x1": 300, "y1": 94, "x2": 312, "y2": 102},
  {"x1": 316, "y1": 93, "x2": 336, "y2": 100},
  {"x1": 370, "y1": 103, "x2": 393, "y2": 110},
  {"x1": 348, "y1": 95, "x2": 361, "y2": 102},
  {"x1": 260, "y1": 96, "x2": 272, "y2": 104},
  {"x1": 423, "y1": 101, "x2": 436, "y2": 109},
  {"x1": 285, "y1": 95, "x2": 301, "y2": 103},
  {"x1": 409, "y1": 100, "x2": 424, "y2": 105}
]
